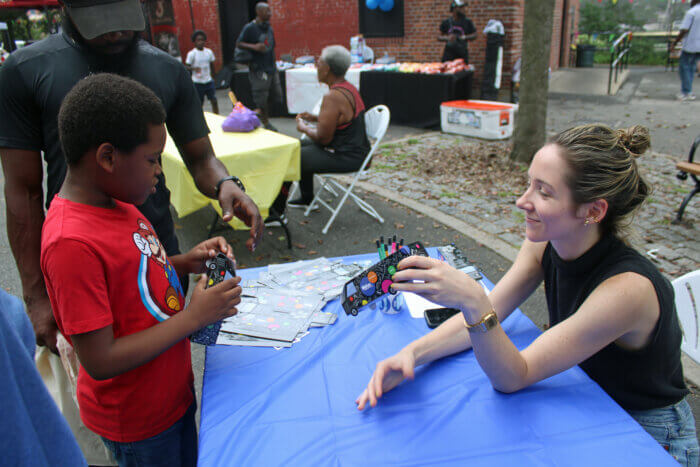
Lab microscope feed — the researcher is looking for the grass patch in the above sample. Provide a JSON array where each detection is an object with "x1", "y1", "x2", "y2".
[
  {"x1": 671, "y1": 186, "x2": 690, "y2": 194},
  {"x1": 498, "y1": 191, "x2": 517, "y2": 198},
  {"x1": 406, "y1": 138, "x2": 420, "y2": 145},
  {"x1": 440, "y1": 191, "x2": 459, "y2": 199},
  {"x1": 512, "y1": 211, "x2": 525, "y2": 223},
  {"x1": 371, "y1": 163, "x2": 394, "y2": 172}
]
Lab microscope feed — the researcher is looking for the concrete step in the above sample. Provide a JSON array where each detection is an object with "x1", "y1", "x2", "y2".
[{"x1": 549, "y1": 67, "x2": 629, "y2": 96}]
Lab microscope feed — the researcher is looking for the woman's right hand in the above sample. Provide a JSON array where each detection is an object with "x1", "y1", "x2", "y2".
[
  {"x1": 296, "y1": 115, "x2": 309, "y2": 133},
  {"x1": 187, "y1": 274, "x2": 241, "y2": 329},
  {"x1": 356, "y1": 348, "x2": 416, "y2": 410}
]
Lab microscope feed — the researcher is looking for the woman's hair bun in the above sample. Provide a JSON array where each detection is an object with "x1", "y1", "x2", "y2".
[{"x1": 616, "y1": 125, "x2": 650, "y2": 157}]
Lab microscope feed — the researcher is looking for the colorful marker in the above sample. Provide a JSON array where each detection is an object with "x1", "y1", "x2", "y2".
[{"x1": 376, "y1": 240, "x2": 384, "y2": 260}]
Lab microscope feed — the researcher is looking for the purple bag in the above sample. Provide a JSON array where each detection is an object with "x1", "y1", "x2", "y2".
[{"x1": 222, "y1": 102, "x2": 261, "y2": 132}]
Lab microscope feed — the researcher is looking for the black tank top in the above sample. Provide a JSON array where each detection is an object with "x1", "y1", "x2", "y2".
[
  {"x1": 542, "y1": 233, "x2": 688, "y2": 411},
  {"x1": 328, "y1": 81, "x2": 370, "y2": 160}
]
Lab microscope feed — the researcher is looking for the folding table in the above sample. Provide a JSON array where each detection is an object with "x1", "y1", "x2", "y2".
[{"x1": 198, "y1": 250, "x2": 675, "y2": 466}]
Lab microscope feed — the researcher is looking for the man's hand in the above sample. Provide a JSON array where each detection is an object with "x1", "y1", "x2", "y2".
[
  {"x1": 253, "y1": 43, "x2": 267, "y2": 53},
  {"x1": 26, "y1": 294, "x2": 59, "y2": 354},
  {"x1": 178, "y1": 137, "x2": 264, "y2": 252},
  {"x1": 218, "y1": 180, "x2": 263, "y2": 252}
]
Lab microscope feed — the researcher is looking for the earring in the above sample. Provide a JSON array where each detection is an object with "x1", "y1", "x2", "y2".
[{"x1": 584, "y1": 217, "x2": 593, "y2": 225}]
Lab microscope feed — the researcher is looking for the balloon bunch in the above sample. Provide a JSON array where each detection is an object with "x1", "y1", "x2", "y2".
[{"x1": 366, "y1": 0, "x2": 395, "y2": 12}]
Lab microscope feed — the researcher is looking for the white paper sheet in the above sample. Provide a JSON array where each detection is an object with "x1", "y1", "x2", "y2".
[{"x1": 403, "y1": 281, "x2": 491, "y2": 319}]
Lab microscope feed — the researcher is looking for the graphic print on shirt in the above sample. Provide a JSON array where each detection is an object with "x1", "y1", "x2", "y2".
[{"x1": 132, "y1": 219, "x2": 184, "y2": 321}]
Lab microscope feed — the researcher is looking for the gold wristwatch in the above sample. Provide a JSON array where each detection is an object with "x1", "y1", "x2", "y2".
[{"x1": 463, "y1": 309, "x2": 498, "y2": 333}]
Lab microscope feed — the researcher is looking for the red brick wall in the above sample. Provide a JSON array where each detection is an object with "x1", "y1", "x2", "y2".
[
  {"x1": 171, "y1": 0, "x2": 224, "y2": 69},
  {"x1": 169, "y1": 0, "x2": 578, "y2": 89},
  {"x1": 268, "y1": 0, "x2": 359, "y2": 58}
]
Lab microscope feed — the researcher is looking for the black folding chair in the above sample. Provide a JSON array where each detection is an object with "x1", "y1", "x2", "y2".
[{"x1": 673, "y1": 134, "x2": 700, "y2": 224}]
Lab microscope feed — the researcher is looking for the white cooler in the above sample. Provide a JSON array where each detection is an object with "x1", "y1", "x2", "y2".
[{"x1": 440, "y1": 100, "x2": 518, "y2": 140}]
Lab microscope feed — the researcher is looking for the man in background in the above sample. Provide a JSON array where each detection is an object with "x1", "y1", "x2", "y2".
[
  {"x1": 672, "y1": 0, "x2": 700, "y2": 101},
  {"x1": 237, "y1": 2, "x2": 283, "y2": 130},
  {"x1": 438, "y1": 0, "x2": 477, "y2": 64}
]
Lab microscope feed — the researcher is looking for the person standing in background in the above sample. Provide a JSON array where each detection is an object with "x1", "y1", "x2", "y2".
[
  {"x1": 236, "y1": 2, "x2": 283, "y2": 131},
  {"x1": 438, "y1": 0, "x2": 477, "y2": 64},
  {"x1": 185, "y1": 30, "x2": 220, "y2": 114},
  {"x1": 671, "y1": 0, "x2": 700, "y2": 101}
]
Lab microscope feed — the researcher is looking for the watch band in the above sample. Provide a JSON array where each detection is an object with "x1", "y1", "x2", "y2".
[
  {"x1": 215, "y1": 176, "x2": 245, "y2": 196},
  {"x1": 463, "y1": 309, "x2": 498, "y2": 333}
]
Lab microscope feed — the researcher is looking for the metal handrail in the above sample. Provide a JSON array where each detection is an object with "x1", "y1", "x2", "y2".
[{"x1": 608, "y1": 31, "x2": 632, "y2": 95}]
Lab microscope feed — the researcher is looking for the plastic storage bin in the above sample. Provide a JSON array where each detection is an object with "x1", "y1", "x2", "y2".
[{"x1": 440, "y1": 100, "x2": 518, "y2": 140}]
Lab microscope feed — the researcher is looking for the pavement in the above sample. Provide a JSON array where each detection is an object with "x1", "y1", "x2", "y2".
[{"x1": 0, "y1": 65, "x2": 698, "y2": 439}]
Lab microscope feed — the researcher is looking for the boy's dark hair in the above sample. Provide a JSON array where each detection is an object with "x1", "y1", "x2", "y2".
[
  {"x1": 191, "y1": 29, "x2": 207, "y2": 42},
  {"x1": 58, "y1": 73, "x2": 166, "y2": 166}
]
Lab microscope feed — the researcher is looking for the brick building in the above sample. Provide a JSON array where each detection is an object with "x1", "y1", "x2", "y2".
[{"x1": 167, "y1": 0, "x2": 579, "y2": 89}]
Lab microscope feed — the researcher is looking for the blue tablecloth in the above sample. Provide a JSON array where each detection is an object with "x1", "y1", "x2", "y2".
[{"x1": 199, "y1": 252, "x2": 675, "y2": 466}]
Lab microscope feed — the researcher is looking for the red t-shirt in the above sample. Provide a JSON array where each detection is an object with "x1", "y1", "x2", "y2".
[{"x1": 40, "y1": 196, "x2": 193, "y2": 443}]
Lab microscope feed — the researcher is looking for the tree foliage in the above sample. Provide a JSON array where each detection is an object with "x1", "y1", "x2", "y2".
[{"x1": 579, "y1": 0, "x2": 687, "y2": 34}]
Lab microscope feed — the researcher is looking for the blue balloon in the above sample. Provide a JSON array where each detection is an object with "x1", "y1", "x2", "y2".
[
  {"x1": 379, "y1": 0, "x2": 394, "y2": 11},
  {"x1": 366, "y1": 0, "x2": 379, "y2": 9}
]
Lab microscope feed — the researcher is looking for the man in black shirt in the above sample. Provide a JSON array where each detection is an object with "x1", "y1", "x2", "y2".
[
  {"x1": 237, "y1": 2, "x2": 283, "y2": 130},
  {"x1": 439, "y1": 0, "x2": 477, "y2": 63},
  {"x1": 0, "y1": 0, "x2": 263, "y2": 354}
]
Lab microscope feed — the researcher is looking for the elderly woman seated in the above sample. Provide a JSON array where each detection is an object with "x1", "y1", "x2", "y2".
[{"x1": 272, "y1": 45, "x2": 370, "y2": 216}]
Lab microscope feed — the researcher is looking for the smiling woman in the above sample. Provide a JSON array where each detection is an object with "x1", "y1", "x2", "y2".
[{"x1": 357, "y1": 123, "x2": 699, "y2": 466}]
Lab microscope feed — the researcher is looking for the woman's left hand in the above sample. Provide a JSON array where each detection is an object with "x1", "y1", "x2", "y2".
[
  {"x1": 391, "y1": 256, "x2": 490, "y2": 315},
  {"x1": 183, "y1": 236, "x2": 235, "y2": 274}
]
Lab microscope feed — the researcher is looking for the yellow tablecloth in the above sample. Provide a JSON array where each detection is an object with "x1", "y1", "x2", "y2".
[{"x1": 162, "y1": 113, "x2": 301, "y2": 228}]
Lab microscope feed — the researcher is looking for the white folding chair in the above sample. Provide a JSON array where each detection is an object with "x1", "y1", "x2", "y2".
[
  {"x1": 672, "y1": 269, "x2": 700, "y2": 364},
  {"x1": 304, "y1": 105, "x2": 390, "y2": 234}
]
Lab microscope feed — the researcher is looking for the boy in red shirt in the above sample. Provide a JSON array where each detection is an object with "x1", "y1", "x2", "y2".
[{"x1": 40, "y1": 73, "x2": 241, "y2": 466}]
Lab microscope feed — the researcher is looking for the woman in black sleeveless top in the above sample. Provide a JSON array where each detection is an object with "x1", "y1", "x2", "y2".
[
  {"x1": 270, "y1": 45, "x2": 370, "y2": 219},
  {"x1": 356, "y1": 124, "x2": 698, "y2": 465}
]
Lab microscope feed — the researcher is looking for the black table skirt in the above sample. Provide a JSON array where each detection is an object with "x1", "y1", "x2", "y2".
[
  {"x1": 230, "y1": 68, "x2": 472, "y2": 126},
  {"x1": 230, "y1": 69, "x2": 291, "y2": 117},
  {"x1": 359, "y1": 70, "x2": 473, "y2": 129}
]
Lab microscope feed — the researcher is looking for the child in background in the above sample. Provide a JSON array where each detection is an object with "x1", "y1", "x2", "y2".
[
  {"x1": 41, "y1": 73, "x2": 241, "y2": 466},
  {"x1": 186, "y1": 30, "x2": 220, "y2": 114}
]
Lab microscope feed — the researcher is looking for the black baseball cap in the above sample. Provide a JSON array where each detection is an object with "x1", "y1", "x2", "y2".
[{"x1": 63, "y1": 0, "x2": 145, "y2": 40}]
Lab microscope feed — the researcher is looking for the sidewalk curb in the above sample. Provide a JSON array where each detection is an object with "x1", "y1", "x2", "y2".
[
  {"x1": 338, "y1": 177, "x2": 520, "y2": 262},
  {"x1": 382, "y1": 131, "x2": 442, "y2": 145}
]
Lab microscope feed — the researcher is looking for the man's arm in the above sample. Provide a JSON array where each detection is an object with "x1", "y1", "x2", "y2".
[
  {"x1": 236, "y1": 25, "x2": 266, "y2": 53},
  {"x1": 238, "y1": 41, "x2": 266, "y2": 53},
  {"x1": 0, "y1": 148, "x2": 58, "y2": 352},
  {"x1": 177, "y1": 137, "x2": 263, "y2": 251},
  {"x1": 671, "y1": 29, "x2": 688, "y2": 50}
]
